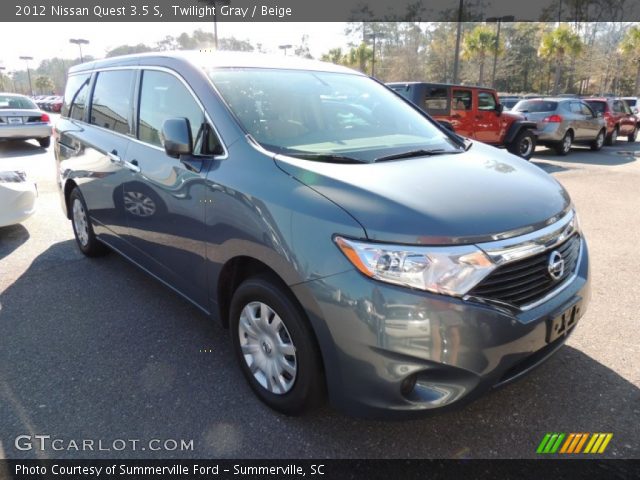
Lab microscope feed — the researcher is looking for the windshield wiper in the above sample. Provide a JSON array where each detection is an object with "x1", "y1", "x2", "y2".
[
  {"x1": 283, "y1": 152, "x2": 367, "y2": 164},
  {"x1": 374, "y1": 148, "x2": 461, "y2": 162}
]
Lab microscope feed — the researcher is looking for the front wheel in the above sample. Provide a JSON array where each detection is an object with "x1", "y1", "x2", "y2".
[
  {"x1": 69, "y1": 188, "x2": 109, "y2": 257},
  {"x1": 507, "y1": 130, "x2": 536, "y2": 160},
  {"x1": 229, "y1": 275, "x2": 325, "y2": 415},
  {"x1": 554, "y1": 131, "x2": 573, "y2": 156},
  {"x1": 590, "y1": 129, "x2": 605, "y2": 151}
]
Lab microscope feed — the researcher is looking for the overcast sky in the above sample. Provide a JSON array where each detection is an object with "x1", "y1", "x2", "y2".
[{"x1": 0, "y1": 22, "x2": 349, "y2": 71}]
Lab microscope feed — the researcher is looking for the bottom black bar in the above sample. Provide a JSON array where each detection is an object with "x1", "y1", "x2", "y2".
[{"x1": 1, "y1": 459, "x2": 639, "y2": 480}]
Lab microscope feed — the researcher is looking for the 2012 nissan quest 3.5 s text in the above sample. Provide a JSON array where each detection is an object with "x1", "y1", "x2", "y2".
[{"x1": 55, "y1": 52, "x2": 590, "y2": 418}]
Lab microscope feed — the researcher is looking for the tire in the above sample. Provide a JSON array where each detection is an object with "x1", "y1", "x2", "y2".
[
  {"x1": 229, "y1": 275, "x2": 324, "y2": 415},
  {"x1": 69, "y1": 188, "x2": 109, "y2": 257},
  {"x1": 38, "y1": 137, "x2": 51, "y2": 148},
  {"x1": 554, "y1": 131, "x2": 573, "y2": 156},
  {"x1": 590, "y1": 129, "x2": 606, "y2": 151},
  {"x1": 628, "y1": 126, "x2": 638, "y2": 143},
  {"x1": 507, "y1": 129, "x2": 536, "y2": 160},
  {"x1": 605, "y1": 126, "x2": 618, "y2": 146}
]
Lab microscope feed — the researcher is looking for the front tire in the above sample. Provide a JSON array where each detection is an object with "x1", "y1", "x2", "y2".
[
  {"x1": 69, "y1": 188, "x2": 109, "y2": 257},
  {"x1": 606, "y1": 126, "x2": 618, "y2": 146},
  {"x1": 507, "y1": 129, "x2": 536, "y2": 160},
  {"x1": 554, "y1": 131, "x2": 573, "y2": 156},
  {"x1": 229, "y1": 275, "x2": 324, "y2": 415},
  {"x1": 590, "y1": 129, "x2": 605, "y2": 151}
]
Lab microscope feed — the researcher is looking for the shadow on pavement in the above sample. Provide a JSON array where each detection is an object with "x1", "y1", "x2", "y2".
[
  {"x1": 534, "y1": 143, "x2": 639, "y2": 167},
  {"x1": 0, "y1": 224, "x2": 30, "y2": 261},
  {"x1": 0, "y1": 240, "x2": 638, "y2": 459},
  {"x1": 0, "y1": 140, "x2": 47, "y2": 158}
]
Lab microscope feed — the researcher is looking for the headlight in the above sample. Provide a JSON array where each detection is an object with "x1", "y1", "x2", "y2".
[
  {"x1": 0, "y1": 170, "x2": 27, "y2": 183},
  {"x1": 335, "y1": 236, "x2": 496, "y2": 297}
]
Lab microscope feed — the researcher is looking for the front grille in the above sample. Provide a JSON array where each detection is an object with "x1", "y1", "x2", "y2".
[{"x1": 469, "y1": 234, "x2": 581, "y2": 308}]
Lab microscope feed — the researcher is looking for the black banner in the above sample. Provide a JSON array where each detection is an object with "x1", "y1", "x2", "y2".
[
  {"x1": 5, "y1": 0, "x2": 640, "y2": 22},
  {"x1": 2, "y1": 459, "x2": 640, "y2": 480}
]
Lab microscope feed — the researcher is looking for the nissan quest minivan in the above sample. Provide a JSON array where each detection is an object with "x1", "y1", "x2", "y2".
[{"x1": 54, "y1": 52, "x2": 590, "y2": 418}]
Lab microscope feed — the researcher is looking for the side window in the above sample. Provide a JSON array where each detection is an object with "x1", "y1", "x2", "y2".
[
  {"x1": 570, "y1": 102, "x2": 583, "y2": 114},
  {"x1": 478, "y1": 91, "x2": 497, "y2": 111},
  {"x1": 138, "y1": 70, "x2": 223, "y2": 155},
  {"x1": 90, "y1": 70, "x2": 135, "y2": 135},
  {"x1": 452, "y1": 90, "x2": 472, "y2": 111},
  {"x1": 580, "y1": 102, "x2": 595, "y2": 117},
  {"x1": 62, "y1": 74, "x2": 91, "y2": 121},
  {"x1": 423, "y1": 87, "x2": 449, "y2": 115}
]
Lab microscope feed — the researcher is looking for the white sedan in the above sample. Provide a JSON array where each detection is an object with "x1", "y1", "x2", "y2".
[{"x1": 0, "y1": 170, "x2": 37, "y2": 227}]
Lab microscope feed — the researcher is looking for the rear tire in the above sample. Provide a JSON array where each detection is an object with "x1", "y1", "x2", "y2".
[
  {"x1": 605, "y1": 126, "x2": 618, "y2": 146},
  {"x1": 38, "y1": 137, "x2": 51, "y2": 148},
  {"x1": 69, "y1": 188, "x2": 109, "y2": 257},
  {"x1": 590, "y1": 129, "x2": 605, "y2": 151},
  {"x1": 229, "y1": 275, "x2": 325, "y2": 415},
  {"x1": 628, "y1": 127, "x2": 637, "y2": 143},
  {"x1": 554, "y1": 131, "x2": 573, "y2": 156},
  {"x1": 507, "y1": 129, "x2": 536, "y2": 160}
]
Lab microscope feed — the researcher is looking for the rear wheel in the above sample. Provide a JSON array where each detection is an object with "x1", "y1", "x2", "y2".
[
  {"x1": 554, "y1": 131, "x2": 573, "y2": 156},
  {"x1": 229, "y1": 275, "x2": 324, "y2": 415},
  {"x1": 628, "y1": 126, "x2": 637, "y2": 143},
  {"x1": 38, "y1": 137, "x2": 51, "y2": 148},
  {"x1": 590, "y1": 129, "x2": 605, "y2": 151},
  {"x1": 606, "y1": 126, "x2": 619, "y2": 146},
  {"x1": 507, "y1": 129, "x2": 536, "y2": 160},
  {"x1": 69, "y1": 188, "x2": 109, "y2": 257}
]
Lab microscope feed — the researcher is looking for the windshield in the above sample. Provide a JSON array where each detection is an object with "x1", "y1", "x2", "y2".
[
  {"x1": 513, "y1": 100, "x2": 558, "y2": 113},
  {"x1": 207, "y1": 68, "x2": 462, "y2": 162},
  {"x1": 0, "y1": 95, "x2": 38, "y2": 110}
]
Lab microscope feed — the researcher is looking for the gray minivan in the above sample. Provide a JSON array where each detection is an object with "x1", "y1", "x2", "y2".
[{"x1": 55, "y1": 52, "x2": 590, "y2": 418}]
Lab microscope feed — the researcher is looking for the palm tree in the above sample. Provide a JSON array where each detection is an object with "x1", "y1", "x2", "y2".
[
  {"x1": 620, "y1": 25, "x2": 640, "y2": 96},
  {"x1": 538, "y1": 26, "x2": 583, "y2": 95},
  {"x1": 462, "y1": 25, "x2": 499, "y2": 86}
]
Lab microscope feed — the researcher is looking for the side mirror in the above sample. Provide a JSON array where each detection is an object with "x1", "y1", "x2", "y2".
[
  {"x1": 162, "y1": 118, "x2": 192, "y2": 159},
  {"x1": 495, "y1": 103, "x2": 504, "y2": 115}
]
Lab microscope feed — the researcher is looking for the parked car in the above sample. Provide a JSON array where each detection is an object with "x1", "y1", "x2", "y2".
[
  {"x1": 0, "y1": 93, "x2": 52, "y2": 148},
  {"x1": 512, "y1": 98, "x2": 606, "y2": 155},
  {"x1": 55, "y1": 52, "x2": 590, "y2": 418},
  {"x1": 0, "y1": 169, "x2": 37, "y2": 227},
  {"x1": 49, "y1": 96, "x2": 63, "y2": 113},
  {"x1": 37, "y1": 95, "x2": 56, "y2": 110},
  {"x1": 621, "y1": 97, "x2": 640, "y2": 124},
  {"x1": 388, "y1": 82, "x2": 537, "y2": 159},
  {"x1": 499, "y1": 96, "x2": 522, "y2": 111},
  {"x1": 584, "y1": 97, "x2": 637, "y2": 144}
]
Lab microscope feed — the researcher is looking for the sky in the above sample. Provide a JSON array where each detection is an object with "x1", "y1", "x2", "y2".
[{"x1": 0, "y1": 22, "x2": 350, "y2": 71}]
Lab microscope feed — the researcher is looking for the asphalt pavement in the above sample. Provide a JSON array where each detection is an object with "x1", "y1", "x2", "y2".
[{"x1": 1, "y1": 128, "x2": 639, "y2": 459}]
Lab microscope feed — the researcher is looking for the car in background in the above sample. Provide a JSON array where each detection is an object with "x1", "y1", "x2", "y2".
[
  {"x1": 36, "y1": 95, "x2": 56, "y2": 110},
  {"x1": 499, "y1": 96, "x2": 522, "y2": 111},
  {"x1": 584, "y1": 97, "x2": 637, "y2": 144},
  {"x1": 622, "y1": 97, "x2": 640, "y2": 123},
  {"x1": 0, "y1": 169, "x2": 37, "y2": 227},
  {"x1": 388, "y1": 82, "x2": 537, "y2": 159},
  {"x1": 49, "y1": 96, "x2": 63, "y2": 113},
  {"x1": 512, "y1": 98, "x2": 606, "y2": 155},
  {"x1": 0, "y1": 93, "x2": 52, "y2": 148}
]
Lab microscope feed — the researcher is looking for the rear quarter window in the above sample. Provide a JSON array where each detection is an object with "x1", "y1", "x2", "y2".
[
  {"x1": 62, "y1": 74, "x2": 91, "y2": 120},
  {"x1": 423, "y1": 86, "x2": 449, "y2": 115}
]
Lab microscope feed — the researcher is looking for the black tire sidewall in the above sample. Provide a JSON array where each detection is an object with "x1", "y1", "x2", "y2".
[
  {"x1": 229, "y1": 276, "x2": 324, "y2": 415},
  {"x1": 591, "y1": 130, "x2": 605, "y2": 151},
  {"x1": 38, "y1": 137, "x2": 50, "y2": 148},
  {"x1": 513, "y1": 131, "x2": 535, "y2": 160}
]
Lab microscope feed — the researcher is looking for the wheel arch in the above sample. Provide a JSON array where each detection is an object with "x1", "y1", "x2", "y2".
[{"x1": 504, "y1": 121, "x2": 537, "y2": 144}]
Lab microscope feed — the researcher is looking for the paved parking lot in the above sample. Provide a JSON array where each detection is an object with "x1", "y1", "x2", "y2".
[{"x1": 1, "y1": 128, "x2": 639, "y2": 459}]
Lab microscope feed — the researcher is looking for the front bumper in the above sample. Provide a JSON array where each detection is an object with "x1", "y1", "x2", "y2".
[
  {"x1": 0, "y1": 182, "x2": 37, "y2": 227},
  {"x1": 0, "y1": 123, "x2": 52, "y2": 140},
  {"x1": 293, "y1": 238, "x2": 590, "y2": 418}
]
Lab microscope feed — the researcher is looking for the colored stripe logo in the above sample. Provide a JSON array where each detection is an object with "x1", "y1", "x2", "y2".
[{"x1": 537, "y1": 433, "x2": 613, "y2": 454}]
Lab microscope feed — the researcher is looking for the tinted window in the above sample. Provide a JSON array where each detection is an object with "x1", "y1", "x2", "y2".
[
  {"x1": 62, "y1": 74, "x2": 91, "y2": 120},
  {"x1": 452, "y1": 90, "x2": 472, "y2": 111},
  {"x1": 0, "y1": 94, "x2": 37, "y2": 110},
  {"x1": 585, "y1": 101, "x2": 605, "y2": 114},
  {"x1": 478, "y1": 91, "x2": 497, "y2": 111},
  {"x1": 513, "y1": 101, "x2": 558, "y2": 113},
  {"x1": 423, "y1": 87, "x2": 449, "y2": 114},
  {"x1": 138, "y1": 70, "x2": 221, "y2": 154},
  {"x1": 625, "y1": 99, "x2": 636, "y2": 107},
  {"x1": 90, "y1": 70, "x2": 135, "y2": 134}
]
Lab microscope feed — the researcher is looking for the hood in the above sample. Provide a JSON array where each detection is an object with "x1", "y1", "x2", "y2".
[{"x1": 275, "y1": 142, "x2": 571, "y2": 245}]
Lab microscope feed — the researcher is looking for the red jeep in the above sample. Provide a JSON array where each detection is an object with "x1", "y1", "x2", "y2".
[{"x1": 388, "y1": 82, "x2": 537, "y2": 159}]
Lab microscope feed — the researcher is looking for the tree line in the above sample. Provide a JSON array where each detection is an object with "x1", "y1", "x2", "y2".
[{"x1": 1, "y1": 23, "x2": 639, "y2": 97}]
